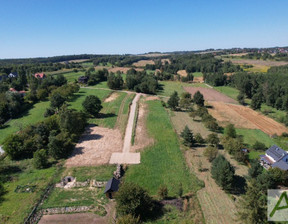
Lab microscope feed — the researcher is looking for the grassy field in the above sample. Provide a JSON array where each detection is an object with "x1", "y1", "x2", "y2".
[
  {"x1": 0, "y1": 101, "x2": 50, "y2": 144},
  {"x1": 125, "y1": 100, "x2": 203, "y2": 196},
  {"x1": 260, "y1": 103, "x2": 287, "y2": 122},
  {"x1": 214, "y1": 86, "x2": 239, "y2": 101},
  {"x1": 0, "y1": 159, "x2": 60, "y2": 224},
  {"x1": 62, "y1": 71, "x2": 85, "y2": 83},
  {"x1": 192, "y1": 72, "x2": 203, "y2": 77},
  {"x1": 94, "y1": 92, "x2": 127, "y2": 128},
  {"x1": 69, "y1": 88, "x2": 111, "y2": 111},
  {"x1": 157, "y1": 81, "x2": 207, "y2": 97},
  {"x1": 63, "y1": 165, "x2": 115, "y2": 182}
]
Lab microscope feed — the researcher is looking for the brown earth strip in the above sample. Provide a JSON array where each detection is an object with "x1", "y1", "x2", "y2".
[
  {"x1": 184, "y1": 87, "x2": 237, "y2": 104},
  {"x1": 104, "y1": 92, "x2": 119, "y2": 102},
  {"x1": 132, "y1": 60, "x2": 155, "y2": 67}
]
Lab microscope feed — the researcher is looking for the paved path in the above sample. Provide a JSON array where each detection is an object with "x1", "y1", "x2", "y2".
[{"x1": 109, "y1": 93, "x2": 141, "y2": 164}]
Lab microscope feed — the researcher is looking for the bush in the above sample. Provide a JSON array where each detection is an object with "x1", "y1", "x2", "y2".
[
  {"x1": 203, "y1": 146, "x2": 218, "y2": 162},
  {"x1": 195, "y1": 133, "x2": 205, "y2": 144},
  {"x1": 117, "y1": 214, "x2": 140, "y2": 224},
  {"x1": 225, "y1": 124, "x2": 236, "y2": 138},
  {"x1": 82, "y1": 95, "x2": 102, "y2": 117},
  {"x1": 206, "y1": 133, "x2": 220, "y2": 147},
  {"x1": 33, "y1": 149, "x2": 48, "y2": 169},
  {"x1": 158, "y1": 185, "x2": 168, "y2": 199},
  {"x1": 252, "y1": 141, "x2": 266, "y2": 151},
  {"x1": 115, "y1": 182, "x2": 154, "y2": 220}
]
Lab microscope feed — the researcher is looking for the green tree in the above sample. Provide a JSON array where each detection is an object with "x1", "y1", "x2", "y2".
[
  {"x1": 252, "y1": 141, "x2": 266, "y2": 151},
  {"x1": 237, "y1": 92, "x2": 245, "y2": 105},
  {"x1": 248, "y1": 160, "x2": 263, "y2": 178},
  {"x1": 48, "y1": 132, "x2": 74, "y2": 159},
  {"x1": 206, "y1": 133, "x2": 220, "y2": 147},
  {"x1": 82, "y1": 95, "x2": 102, "y2": 117},
  {"x1": 211, "y1": 155, "x2": 235, "y2": 191},
  {"x1": 193, "y1": 90, "x2": 204, "y2": 106},
  {"x1": 115, "y1": 182, "x2": 154, "y2": 220},
  {"x1": 194, "y1": 133, "x2": 205, "y2": 144},
  {"x1": 33, "y1": 149, "x2": 48, "y2": 169},
  {"x1": 117, "y1": 214, "x2": 140, "y2": 224},
  {"x1": 50, "y1": 92, "x2": 66, "y2": 109},
  {"x1": 251, "y1": 93, "x2": 262, "y2": 110},
  {"x1": 179, "y1": 92, "x2": 192, "y2": 110},
  {"x1": 203, "y1": 146, "x2": 218, "y2": 162},
  {"x1": 225, "y1": 124, "x2": 236, "y2": 138},
  {"x1": 180, "y1": 125, "x2": 195, "y2": 147},
  {"x1": 167, "y1": 91, "x2": 179, "y2": 110},
  {"x1": 3, "y1": 134, "x2": 24, "y2": 160}
]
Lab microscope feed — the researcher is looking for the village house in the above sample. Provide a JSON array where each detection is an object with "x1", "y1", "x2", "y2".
[
  {"x1": 34, "y1": 72, "x2": 46, "y2": 79},
  {"x1": 104, "y1": 177, "x2": 120, "y2": 199},
  {"x1": 260, "y1": 145, "x2": 288, "y2": 171},
  {"x1": 8, "y1": 72, "x2": 18, "y2": 78},
  {"x1": 78, "y1": 76, "x2": 89, "y2": 84}
]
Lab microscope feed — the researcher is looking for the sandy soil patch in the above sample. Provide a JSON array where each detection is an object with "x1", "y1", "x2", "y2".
[
  {"x1": 184, "y1": 87, "x2": 237, "y2": 104},
  {"x1": 161, "y1": 58, "x2": 171, "y2": 64},
  {"x1": 65, "y1": 126, "x2": 123, "y2": 167},
  {"x1": 177, "y1": 70, "x2": 188, "y2": 77},
  {"x1": 133, "y1": 60, "x2": 155, "y2": 67},
  {"x1": 104, "y1": 92, "x2": 119, "y2": 103},
  {"x1": 208, "y1": 101, "x2": 288, "y2": 136},
  {"x1": 185, "y1": 149, "x2": 239, "y2": 224},
  {"x1": 193, "y1": 76, "x2": 204, "y2": 83},
  {"x1": 109, "y1": 67, "x2": 144, "y2": 73},
  {"x1": 131, "y1": 101, "x2": 154, "y2": 152}
]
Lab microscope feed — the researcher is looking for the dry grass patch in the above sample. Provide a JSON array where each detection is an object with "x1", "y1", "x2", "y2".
[
  {"x1": 104, "y1": 92, "x2": 119, "y2": 102},
  {"x1": 132, "y1": 60, "x2": 155, "y2": 67},
  {"x1": 177, "y1": 70, "x2": 188, "y2": 77}
]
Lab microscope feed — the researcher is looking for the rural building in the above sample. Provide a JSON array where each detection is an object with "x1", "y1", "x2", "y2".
[
  {"x1": 78, "y1": 76, "x2": 89, "y2": 84},
  {"x1": 34, "y1": 72, "x2": 46, "y2": 79},
  {"x1": 8, "y1": 72, "x2": 18, "y2": 78},
  {"x1": 260, "y1": 145, "x2": 288, "y2": 171},
  {"x1": 104, "y1": 177, "x2": 120, "y2": 199}
]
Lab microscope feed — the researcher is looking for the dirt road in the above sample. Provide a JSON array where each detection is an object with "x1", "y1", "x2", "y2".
[{"x1": 109, "y1": 93, "x2": 141, "y2": 164}]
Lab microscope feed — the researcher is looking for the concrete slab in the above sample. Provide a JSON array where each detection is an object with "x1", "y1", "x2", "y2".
[{"x1": 109, "y1": 153, "x2": 140, "y2": 164}]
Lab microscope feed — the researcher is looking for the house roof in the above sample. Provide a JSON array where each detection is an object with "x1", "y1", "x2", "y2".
[
  {"x1": 104, "y1": 177, "x2": 120, "y2": 193},
  {"x1": 8, "y1": 72, "x2": 18, "y2": 77},
  {"x1": 266, "y1": 145, "x2": 287, "y2": 162},
  {"x1": 34, "y1": 73, "x2": 46, "y2": 78},
  {"x1": 272, "y1": 160, "x2": 288, "y2": 171}
]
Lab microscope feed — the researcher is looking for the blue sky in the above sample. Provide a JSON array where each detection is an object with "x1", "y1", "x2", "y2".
[{"x1": 0, "y1": 0, "x2": 287, "y2": 58}]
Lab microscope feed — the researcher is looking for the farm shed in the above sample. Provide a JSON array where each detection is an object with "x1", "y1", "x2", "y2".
[{"x1": 104, "y1": 177, "x2": 120, "y2": 199}]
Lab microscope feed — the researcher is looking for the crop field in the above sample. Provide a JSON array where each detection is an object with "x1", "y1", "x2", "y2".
[
  {"x1": 184, "y1": 87, "x2": 238, "y2": 104},
  {"x1": 0, "y1": 160, "x2": 59, "y2": 224},
  {"x1": 125, "y1": 100, "x2": 203, "y2": 196},
  {"x1": 208, "y1": 101, "x2": 288, "y2": 135},
  {"x1": 132, "y1": 59, "x2": 155, "y2": 67}
]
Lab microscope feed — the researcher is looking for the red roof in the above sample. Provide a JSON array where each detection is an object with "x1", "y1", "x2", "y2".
[{"x1": 34, "y1": 73, "x2": 46, "y2": 79}]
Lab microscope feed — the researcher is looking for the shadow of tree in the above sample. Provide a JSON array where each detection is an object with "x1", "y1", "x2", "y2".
[
  {"x1": 97, "y1": 113, "x2": 116, "y2": 119},
  {"x1": 231, "y1": 175, "x2": 247, "y2": 195}
]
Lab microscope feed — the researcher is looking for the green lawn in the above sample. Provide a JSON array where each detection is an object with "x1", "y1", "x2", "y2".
[
  {"x1": 94, "y1": 92, "x2": 127, "y2": 128},
  {"x1": 63, "y1": 71, "x2": 85, "y2": 83},
  {"x1": 63, "y1": 165, "x2": 115, "y2": 182},
  {"x1": 90, "y1": 81, "x2": 109, "y2": 89},
  {"x1": 125, "y1": 100, "x2": 203, "y2": 196},
  {"x1": 69, "y1": 88, "x2": 111, "y2": 111},
  {"x1": 260, "y1": 103, "x2": 287, "y2": 122},
  {"x1": 0, "y1": 159, "x2": 60, "y2": 224},
  {"x1": 214, "y1": 86, "x2": 239, "y2": 101},
  {"x1": 0, "y1": 101, "x2": 50, "y2": 144}
]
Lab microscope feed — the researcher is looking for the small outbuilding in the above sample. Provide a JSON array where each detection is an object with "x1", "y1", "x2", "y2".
[
  {"x1": 34, "y1": 73, "x2": 46, "y2": 79},
  {"x1": 8, "y1": 72, "x2": 18, "y2": 78},
  {"x1": 78, "y1": 76, "x2": 89, "y2": 84},
  {"x1": 104, "y1": 177, "x2": 120, "y2": 199}
]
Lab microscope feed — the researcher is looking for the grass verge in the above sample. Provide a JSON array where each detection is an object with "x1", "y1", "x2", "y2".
[{"x1": 125, "y1": 100, "x2": 203, "y2": 196}]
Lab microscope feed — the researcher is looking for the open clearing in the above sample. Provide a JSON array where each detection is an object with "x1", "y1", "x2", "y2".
[
  {"x1": 95, "y1": 66, "x2": 143, "y2": 73},
  {"x1": 186, "y1": 149, "x2": 239, "y2": 224},
  {"x1": 208, "y1": 101, "x2": 288, "y2": 136},
  {"x1": 177, "y1": 70, "x2": 188, "y2": 77},
  {"x1": 132, "y1": 59, "x2": 155, "y2": 67},
  {"x1": 65, "y1": 125, "x2": 123, "y2": 167},
  {"x1": 184, "y1": 87, "x2": 238, "y2": 104},
  {"x1": 227, "y1": 58, "x2": 288, "y2": 67}
]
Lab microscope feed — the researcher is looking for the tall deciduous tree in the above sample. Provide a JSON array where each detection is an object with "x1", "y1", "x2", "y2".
[
  {"x1": 82, "y1": 95, "x2": 102, "y2": 117},
  {"x1": 167, "y1": 91, "x2": 179, "y2": 110}
]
